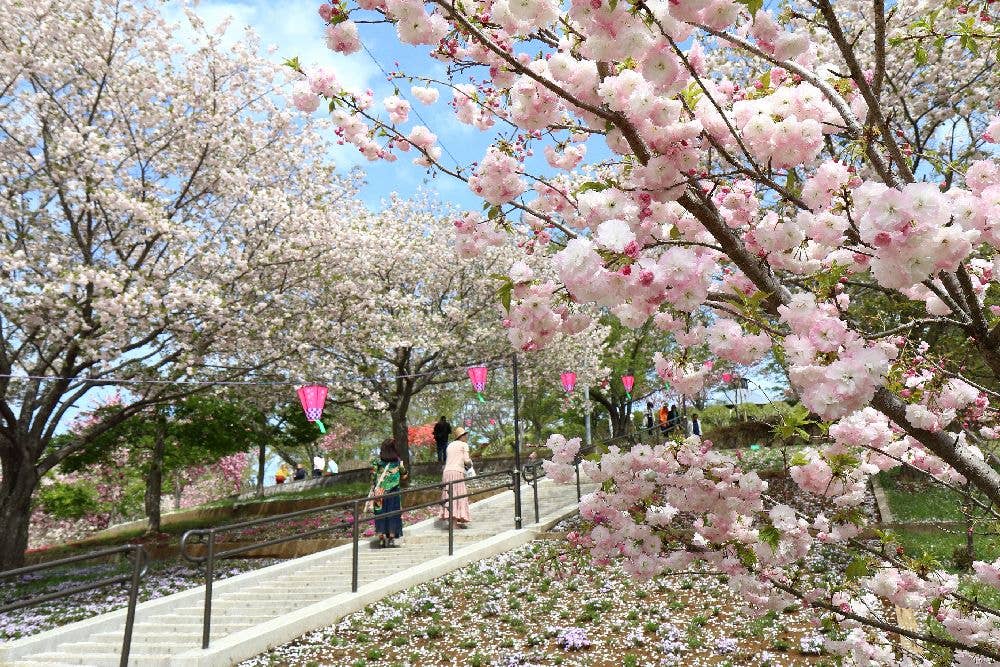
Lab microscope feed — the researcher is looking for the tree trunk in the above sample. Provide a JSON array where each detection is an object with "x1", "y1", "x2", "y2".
[
  {"x1": 144, "y1": 423, "x2": 166, "y2": 535},
  {"x1": 256, "y1": 442, "x2": 266, "y2": 496},
  {"x1": 173, "y1": 475, "x2": 182, "y2": 510},
  {"x1": 391, "y1": 407, "x2": 410, "y2": 472},
  {"x1": 0, "y1": 446, "x2": 39, "y2": 570}
]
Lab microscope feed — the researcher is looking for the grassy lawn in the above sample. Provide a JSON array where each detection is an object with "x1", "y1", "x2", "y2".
[
  {"x1": 877, "y1": 470, "x2": 966, "y2": 523},
  {"x1": 889, "y1": 525, "x2": 1000, "y2": 571},
  {"x1": 201, "y1": 474, "x2": 443, "y2": 509}
]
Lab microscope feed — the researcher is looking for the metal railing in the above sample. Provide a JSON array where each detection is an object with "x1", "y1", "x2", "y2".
[
  {"x1": 0, "y1": 544, "x2": 148, "y2": 667},
  {"x1": 179, "y1": 465, "x2": 559, "y2": 649}
]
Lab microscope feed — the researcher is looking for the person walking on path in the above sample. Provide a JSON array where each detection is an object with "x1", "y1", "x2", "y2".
[
  {"x1": 433, "y1": 416, "x2": 452, "y2": 464},
  {"x1": 691, "y1": 413, "x2": 702, "y2": 437},
  {"x1": 666, "y1": 405, "x2": 680, "y2": 436},
  {"x1": 439, "y1": 426, "x2": 473, "y2": 528},
  {"x1": 658, "y1": 404, "x2": 669, "y2": 438},
  {"x1": 369, "y1": 438, "x2": 406, "y2": 548},
  {"x1": 643, "y1": 401, "x2": 656, "y2": 438}
]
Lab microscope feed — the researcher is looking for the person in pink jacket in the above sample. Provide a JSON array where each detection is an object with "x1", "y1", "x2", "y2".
[{"x1": 439, "y1": 426, "x2": 472, "y2": 527}]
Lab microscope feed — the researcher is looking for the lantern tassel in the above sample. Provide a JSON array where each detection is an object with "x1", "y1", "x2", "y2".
[
  {"x1": 315, "y1": 419, "x2": 327, "y2": 434},
  {"x1": 476, "y1": 392, "x2": 485, "y2": 403},
  {"x1": 625, "y1": 392, "x2": 631, "y2": 401}
]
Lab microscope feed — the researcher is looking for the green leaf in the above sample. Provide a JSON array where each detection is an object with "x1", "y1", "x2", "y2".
[
  {"x1": 576, "y1": 181, "x2": 609, "y2": 195},
  {"x1": 283, "y1": 56, "x2": 302, "y2": 73},
  {"x1": 494, "y1": 275, "x2": 514, "y2": 311},
  {"x1": 783, "y1": 169, "x2": 800, "y2": 197},
  {"x1": 680, "y1": 82, "x2": 703, "y2": 109},
  {"x1": 735, "y1": 544, "x2": 758, "y2": 568},
  {"x1": 759, "y1": 521, "x2": 781, "y2": 550},
  {"x1": 735, "y1": 0, "x2": 763, "y2": 16},
  {"x1": 915, "y1": 45, "x2": 928, "y2": 65},
  {"x1": 760, "y1": 69, "x2": 771, "y2": 92},
  {"x1": 845, "y1": 557, "x2": 871, "y2": 580}
]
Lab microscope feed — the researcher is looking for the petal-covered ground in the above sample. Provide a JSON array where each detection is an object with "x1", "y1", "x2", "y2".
[{"x1": 241, "y1": 521, "x2": 832, "y2": 667}]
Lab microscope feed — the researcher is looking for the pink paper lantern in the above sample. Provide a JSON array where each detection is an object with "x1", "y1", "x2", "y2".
[
  {"x1": 296, "y1": 385, "x2": 328, "y2": 434},
  {"x1": 621, "y1": 374, "x2": 634, "y2": 400},
  {"x1": 468, "y1": 365, "x2": 488, "y2": 402},
  {"x1": 722, "y1": 372, "x2": 733, "y2": 383},
  {"x1": 560, "y1": 371, "x2": 577, "y2": 393}
]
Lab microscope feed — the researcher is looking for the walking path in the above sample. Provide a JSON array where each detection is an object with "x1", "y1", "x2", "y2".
[{"x1": 0, "y1": 478, "x2": 592, "y2": 667}]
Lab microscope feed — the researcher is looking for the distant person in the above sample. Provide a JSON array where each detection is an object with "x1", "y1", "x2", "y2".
[
  {"x1": 691, "y1": 413, "x2": 702, "y2": 437},
  {"x1": 275, "y1": 463, "x2": 290, "y2": 485},
  {"x1": 433, "y1": 416, "x2": 452, "y2": 463},
  {"x1": 658, "y1": 404, "x2": 669, "y2": 437},
  {"x1": 667, "y1": 405, "x2": 679, "y2": 435},
  {"x1": 643, "y1": 401, "x2": 656, "y2": 435},
  {"x1": 312, "y1": 455, "x2": 325, "y2": 478},
  {"x1": 370, "y1": 438, "x2": 406, "y2": 548},
  {"x1": 326, "y1": 459, "x2": 339, "y2": 475},
  {"x1": 293, "y1": 463, "x2": 307, "y2": 481},
  {"x1": 440, "y1": 426, "x2": 473, "y2": 528}
]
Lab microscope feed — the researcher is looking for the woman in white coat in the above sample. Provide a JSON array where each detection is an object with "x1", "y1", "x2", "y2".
[{"x1": 439, "y1": 426, "x2": 472, "y2": 527}]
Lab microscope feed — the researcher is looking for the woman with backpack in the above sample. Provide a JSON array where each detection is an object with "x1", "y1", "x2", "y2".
[{"x1": 368, "y1": 438, "x2": 407, "y2": 548}]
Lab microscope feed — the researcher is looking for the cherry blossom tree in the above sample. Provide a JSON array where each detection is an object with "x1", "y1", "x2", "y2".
[
  {"x1": 0, "y1": 0, "x2": 353, "y2": 567},
  {"x1": 295, "y1": 0, "x2": 1000, "y2": 659},
  {"x1": 302, "y1": 195, "x2": 606, "y2": 466}
]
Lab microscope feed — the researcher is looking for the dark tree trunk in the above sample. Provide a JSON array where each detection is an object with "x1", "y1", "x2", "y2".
[
  {"x1": 0, "y1": 444, "x2": 39, "y2": 570},
  {"x1": 391, "y1": 406, "x2": 410, "y2": 472},
  {"x1": 589, "y1": 388, "x2": 632, "y2": 442},
  {"x1": 172, "y1": 475, "x2": 183, "y2": 511},
  {"x1": 144, "y1": 423, "x2": 166, "y2": 535},
  {"x1": 256, "y1": 442, "x2": 266, "y2": 497}
]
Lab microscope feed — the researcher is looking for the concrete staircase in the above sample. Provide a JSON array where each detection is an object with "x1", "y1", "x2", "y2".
[{"x1": 1, "y1": 479, "x2": 590, "y2": 667}]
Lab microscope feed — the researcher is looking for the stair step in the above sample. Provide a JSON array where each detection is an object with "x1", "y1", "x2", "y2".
[{"x1": 29, "y1": 651, "x2": 170, "y2": 667}]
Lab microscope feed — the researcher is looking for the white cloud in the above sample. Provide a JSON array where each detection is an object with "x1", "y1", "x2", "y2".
[{"x1": 167, "y1": 0, "x2": 377, "y2": 91}]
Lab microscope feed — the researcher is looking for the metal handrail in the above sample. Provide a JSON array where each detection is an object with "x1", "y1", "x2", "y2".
[
  {"x1": 179, "y1": 465, "x2": 539, "y2": 649},
  {"x1": 0, "y1": 544, "x2": 148, "y2": 667}
]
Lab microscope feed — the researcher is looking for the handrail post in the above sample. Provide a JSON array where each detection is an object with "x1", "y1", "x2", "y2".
[
  {"x1": 351, "y1": 500, "x2": 360, "y2": 593},
  {"x1": 512, "y1": 353, "x2": 523, "y2": 529},
  {"x1": 532, "y1": 468, "x2": 539, "y2": 524},
  {"x1": 201, "y1": 531, "x2": 215, "y2": 649},
  {"x1": 447, "y1": 479, "x2": 454, "y2": 556},
  {"x1": 575, "y1": 459, "x2": 582, "y2": 502},
  {"x1": 119, "y1": 546, "x2": 144, "y2": 667},
  {"x1": 509, "y1": 469, "x2": 519, "y2": 529}
]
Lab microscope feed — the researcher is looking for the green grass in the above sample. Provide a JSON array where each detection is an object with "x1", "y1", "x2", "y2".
[
  {"x1": 889, "y1": 526, "x2": 1000, "y2": 571},
  {"x1": 877, "y1": 470, "x2": 966, "y2": 522}
]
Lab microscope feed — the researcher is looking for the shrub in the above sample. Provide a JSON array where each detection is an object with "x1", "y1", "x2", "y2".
[{"x1": 38, "y1": 482, "x2": 100, "y2": 520}]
